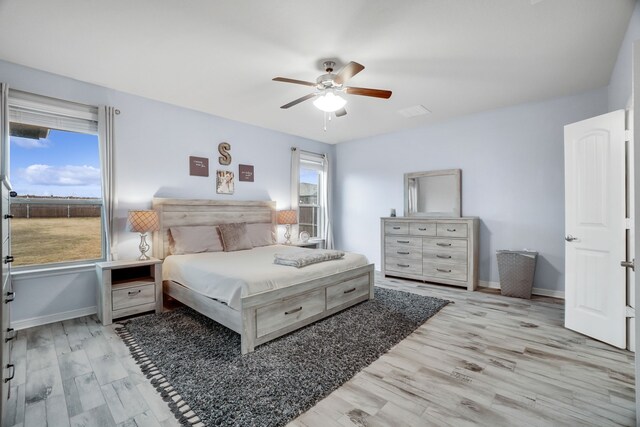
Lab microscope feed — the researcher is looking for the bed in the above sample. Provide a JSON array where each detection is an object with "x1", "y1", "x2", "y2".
[{"x1": 152, "y1": 198, "x2": 375, "y2": 354}]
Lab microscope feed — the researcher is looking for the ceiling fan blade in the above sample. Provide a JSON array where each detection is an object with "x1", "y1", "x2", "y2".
[
  {"x1": 273, "y1": 77, "x2": 317, "y2": 87},
  {"x1": 335, "y1": 108, "x2": 347, "y2": 117},
  {"x1": 345, "y1": 86, "x2": 392, "y2": 99},
  {"x1": 280, "y1": 93, "x2": 317, "y2": 109},
  {"x1": 333, "y1": 61, "x2": 365, "y2": 85}
]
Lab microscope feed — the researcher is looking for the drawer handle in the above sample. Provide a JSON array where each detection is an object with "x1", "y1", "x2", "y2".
[
  {"x1": 392, "y1": 226, "x2": 401, "y2": 230},
  {"x1": 446, "y1": 228, "x2": 456, "y2": 232},
  {"x1": 397, "y1": 251, "x2": 410, "y2": 255},
  {"x1": 4, "y1": 328, "x2": 16, "y2": 343},
  {"x1": 343, "y1": 287, "x2": 357, "y2": 294},
  {"x1": 4, "y1": 364, "x2": 14, "y2": 383},
  {"x1": 418, "y1": 227, "x2": 427, "y2": 231},
  {"x1": 397, "y1": 264, "x2": 410, "y2": 268},
  {"x1": 4, "y1": 256, "x2": 14, "y2": 264},
  {"x1": 397, "y1": 240, "x2": 410, "y2": 244},
  {"x1": 285, "y1": 306, "x2": 302, "y2": 315},
  {"x1": 5, "y1": 292, "x2": 14, "y2": 304},
  {"x1": 436, "y1": 243, "x2": 451, "y2": 247},
  {"x1": 436, "y1": 254, "x2": 452, "y2": 259},
  {"x1": 437, "y1": 268, "x2": 452, "y2": 273},
  {"x1": 128, "y1": 290, "x2": 141, "y2": 296}
]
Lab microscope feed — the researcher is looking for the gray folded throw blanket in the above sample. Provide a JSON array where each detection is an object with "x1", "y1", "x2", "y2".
[{"x1": 274, "y1": 249, "x2": 345, "y2": 268}]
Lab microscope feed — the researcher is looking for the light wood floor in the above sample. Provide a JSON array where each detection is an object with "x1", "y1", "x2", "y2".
[{"x1": 6, "y1": 275, "x2": 636, "y2": 426}]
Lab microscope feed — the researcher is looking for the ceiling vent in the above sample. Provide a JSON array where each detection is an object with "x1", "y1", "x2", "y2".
[{"x1": 397, "y1": 105, "x2": 431, "y2": 118}]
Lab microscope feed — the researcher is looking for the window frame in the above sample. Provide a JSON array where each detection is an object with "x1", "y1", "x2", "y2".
[
  {"x1": 7, "y1": 92, "x2": 105, "y2": 271},
  {"x1": 298, "y1": 152, "x2": 325, "y2": 239}
]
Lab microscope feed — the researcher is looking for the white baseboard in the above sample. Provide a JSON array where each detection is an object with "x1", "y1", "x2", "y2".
[
  {"x1": 12, "y1": 306, "x2": 97, "y2": 330},
  {"x1": 479, "y1": 280, "x2": 564, "y2": 299}
]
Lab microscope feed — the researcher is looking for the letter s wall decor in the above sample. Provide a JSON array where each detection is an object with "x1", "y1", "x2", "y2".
[{"x1": 218, "y1": 142, "x2": 232, "y2": 165}]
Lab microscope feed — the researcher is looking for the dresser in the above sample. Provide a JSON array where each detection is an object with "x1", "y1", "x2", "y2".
[{"x1": 381, "y1": 217, "x2": 479, "y2": 290}]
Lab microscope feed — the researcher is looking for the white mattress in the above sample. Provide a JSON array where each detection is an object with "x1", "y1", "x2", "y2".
[{"x1": 162, "y1": 245, "x2": 369, "y2": 310}]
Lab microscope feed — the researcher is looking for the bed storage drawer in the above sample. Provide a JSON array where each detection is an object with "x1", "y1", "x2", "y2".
[
  {"x1": 112, "y1": 282, "x2": 156, "y2": 310},
  {"x1": 326, "y1": 275, "x2": 370, "y2": 310},
  {"x1": 256, "y1": 289, "x2": 325, "y2": 338}
]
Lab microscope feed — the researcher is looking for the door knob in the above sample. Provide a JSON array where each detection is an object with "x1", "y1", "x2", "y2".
[
  {"x1": 621, "y1": 259, "x2": 635, "y2": 271},
  {"x1": 565, "y1": 235, "x2": 578, "y2": 242}
]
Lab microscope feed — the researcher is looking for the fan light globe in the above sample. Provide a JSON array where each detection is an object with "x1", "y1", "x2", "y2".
[{"x1": 313, "y1": 92, "x2": 347, "y2": 113}]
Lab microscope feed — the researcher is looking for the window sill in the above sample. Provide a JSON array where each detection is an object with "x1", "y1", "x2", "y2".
[{"x1": 12, "y1": 263, "x2": 97, "y2": 280}]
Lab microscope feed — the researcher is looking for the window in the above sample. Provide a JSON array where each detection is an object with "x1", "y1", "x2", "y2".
[
  {"x1": 298, "y1": 152, "x2": 325, "y2": 238},
  {"x1": 8, "y1": 90, "x2": 103, "y2": 267}
]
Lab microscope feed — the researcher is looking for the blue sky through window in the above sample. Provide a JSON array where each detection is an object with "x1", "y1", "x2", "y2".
[{"x1": 10, "y1": 129, "x2": 101, "y2": 198}]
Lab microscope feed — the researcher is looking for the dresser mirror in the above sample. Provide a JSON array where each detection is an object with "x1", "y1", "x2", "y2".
[{"x1": 404, "y1": 169, "x2": 461, "y2": 217}]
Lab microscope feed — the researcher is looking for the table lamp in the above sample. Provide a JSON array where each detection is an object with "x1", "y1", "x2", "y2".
[
  {"x1": 127, "y1": 210, "x2": 160, "y2": 260},
  {"x1": 277, "y1": 209, "x2": 297, "y2": 245}
]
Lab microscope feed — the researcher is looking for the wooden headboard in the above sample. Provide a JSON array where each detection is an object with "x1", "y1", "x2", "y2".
[{"x1": 151, "y1": 198, "x2": 277, "y2": 259}]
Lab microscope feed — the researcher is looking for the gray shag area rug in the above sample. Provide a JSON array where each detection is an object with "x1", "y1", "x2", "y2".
[{"x1": 118, "y1": 287, "x2": 448, "y2": 427}]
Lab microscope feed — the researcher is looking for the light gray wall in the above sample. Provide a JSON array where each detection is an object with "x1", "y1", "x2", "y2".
[
  {"x1": 0, "y1": 59, "x2": 334, "y2": 323},
  {"x1": 334, "y1": 88, "x2": 608, "y2": 292},
  {"x1": 609, "y1": 0, "x2": 640, "y2": 111}
]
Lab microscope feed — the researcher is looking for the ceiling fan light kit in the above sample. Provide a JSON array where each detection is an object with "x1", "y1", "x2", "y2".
[
  {"x1": 313, "y1": 91, "x2": 347, "y2": 112},
  {"x1": 273, "y1": 60, "x2": 392, "y2": 118}
]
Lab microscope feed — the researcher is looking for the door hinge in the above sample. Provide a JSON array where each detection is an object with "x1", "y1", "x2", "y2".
[
  {"x1": 625, "y1": 129, "x2": 632, "y2": 142},
  {"x1": 626, "y1": 306, "x2": 635, "y2": 318},
  {"x1": 625, "y1": 218, "x2": 633, "y2": 229}
]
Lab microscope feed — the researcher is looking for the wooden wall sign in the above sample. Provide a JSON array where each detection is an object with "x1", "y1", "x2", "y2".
[
  {"x1": 189, "y1": 156, "x2": 209, "y2": 177},
  {"x1": 238, "y1": 164, "x2": 254, "y2": 182},
  {"x1": 218, "y1": 142, "x2": 232, "y2": 165}
]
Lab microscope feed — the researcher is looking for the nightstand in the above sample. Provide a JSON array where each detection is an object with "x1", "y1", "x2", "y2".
[
  {"x1": 291, "y1": 239, "x2": 325, "y2": 249},
  {"x1": 96, "y1": 258, "x2": 162, "y2": 325}
]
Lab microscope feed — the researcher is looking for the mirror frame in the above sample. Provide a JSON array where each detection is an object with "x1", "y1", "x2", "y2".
[{"x1": 404, "y1": 169, "x2": 462, "y2": 217}]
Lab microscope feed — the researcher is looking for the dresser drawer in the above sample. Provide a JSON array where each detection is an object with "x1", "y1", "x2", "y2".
[
  {"x1": 423, "y1": 237, "x2": 467, "y2": 252},
  {"x1": 256, "y1": 289, "x2": 325, "y2": 338},
  {"x1": 423, "y1": 249, "x2": 468, "y2": 264},
  {"x1": 409, "y1": 223, "x2": 436, "y2": 236},
  {"x1": 326, "y1": 275, "x2": 370, "y2": 310},
  {"x1": 385, "y1": 257, "x2": 422, "y2": 276},
  {"x1": 385, "y1": 236, "x2": 422, "y2": 260},
  {"x1": 436, "y1": 223, "x2": 468, "y2": 238},
  {"x1": 112, "y1": 283, "x2": 155, "y2": 311},
  {"x1": 385, "y1": 222, "x2": 409, "y2": 235},
  {"x1": 423, "y1": 261, "x2": 467, "y2": 281}
]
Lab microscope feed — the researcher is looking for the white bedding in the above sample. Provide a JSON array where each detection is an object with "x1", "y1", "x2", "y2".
[{"x1": 162, "y1": 245, "x2": 369, "y2": 310}]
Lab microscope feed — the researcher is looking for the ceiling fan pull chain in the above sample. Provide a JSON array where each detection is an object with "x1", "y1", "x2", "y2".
[{"x1": 323, "y1": 111, "x2": 327, "y2": 132}]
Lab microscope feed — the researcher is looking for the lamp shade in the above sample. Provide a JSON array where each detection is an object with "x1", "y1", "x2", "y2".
[
  {"x1": 277, "y1": 209, "x2": 297, "y2": 225},
  {"x1": 128, "y1": 210, "x2": 160, "y2": 233}
]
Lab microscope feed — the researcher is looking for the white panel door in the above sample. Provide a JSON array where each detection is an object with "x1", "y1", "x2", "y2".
[{"x1": 565, "y1": 110, "x2": 626, "y2": 348}]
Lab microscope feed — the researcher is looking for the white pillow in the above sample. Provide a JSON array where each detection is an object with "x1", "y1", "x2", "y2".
[
  {"x1": 169, "y1": 226, "x2": 223, "y2": 255},
  {"x1": 246, "y1": 223, "x2": 276, "y2": 247}
]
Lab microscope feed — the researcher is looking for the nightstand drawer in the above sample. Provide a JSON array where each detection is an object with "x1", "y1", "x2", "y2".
[{"x1": 112, "y1": 283, "x2": 155, "y2": 310}]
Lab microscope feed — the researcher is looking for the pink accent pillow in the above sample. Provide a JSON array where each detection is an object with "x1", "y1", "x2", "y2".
[
  {"x1": 219, "y1": 223, "x2": 253, "y2": 252},
  {"x1": 246, "y1": 223, "x2": 276, "y2": 247},
  {"x1": 169, "y1": 226, "x2": 223, "y2": 255}
]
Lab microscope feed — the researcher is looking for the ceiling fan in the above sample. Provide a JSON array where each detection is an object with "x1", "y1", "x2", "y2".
[{"x1": 273, "y1": 60, "x2": 392, "y2": 117}]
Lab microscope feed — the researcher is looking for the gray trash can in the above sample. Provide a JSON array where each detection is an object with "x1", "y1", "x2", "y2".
[{"x1": 496, "y1": 250, "x2": 538, "y2": 299}]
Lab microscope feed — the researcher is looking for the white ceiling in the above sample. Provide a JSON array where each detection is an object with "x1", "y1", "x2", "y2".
[{"x1": 0, "y1": 0, "x2": 634, "y2": 144}]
